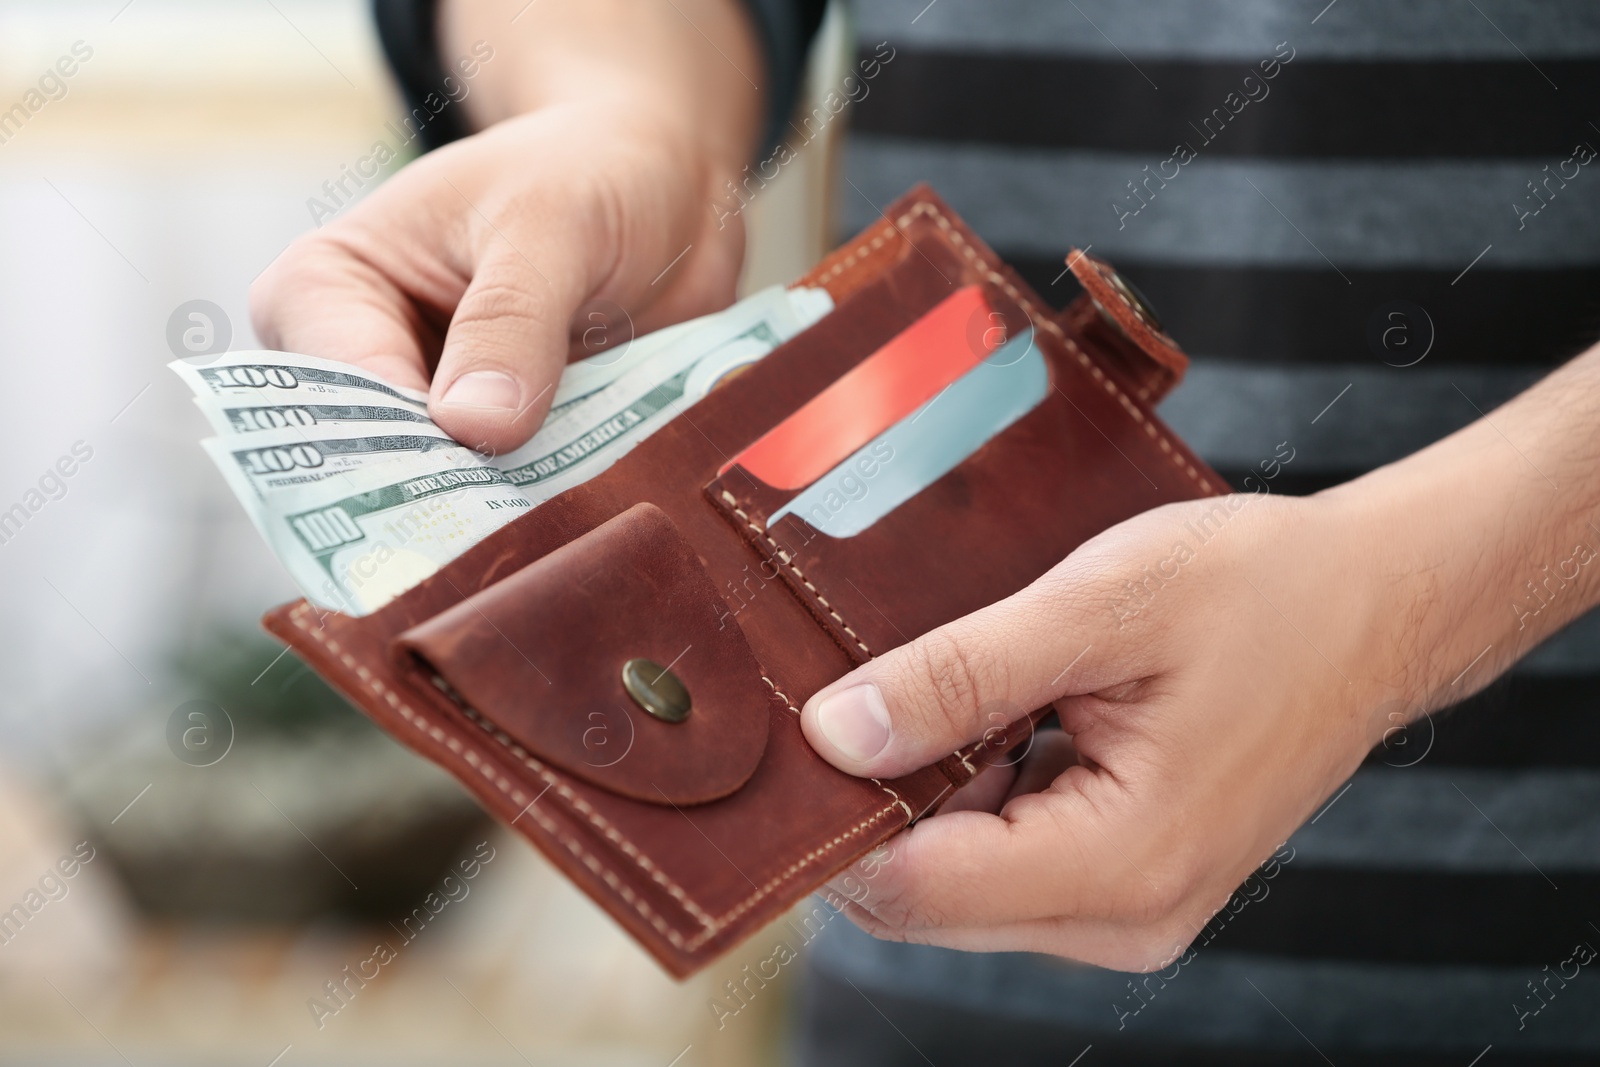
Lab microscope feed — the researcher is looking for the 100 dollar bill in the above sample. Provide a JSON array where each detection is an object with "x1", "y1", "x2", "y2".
[
  {"x1": 177, "y1": 352, "x2": 433, "y2": 439},
  {"x1": 261, "y1": 450, "x2": 531, "y2": 615},
  {"x1": 260, "y1": 316, "x2": 811, "y2": 614},
  {"x1": 492, "y1": 285, "x2": 828, "y2": 492},
  {"x1": 198, "y1": 399, "x2": 436, "y2": 435},
  {"x1": 202, "y1": 423, "x2": 460, "y2": 510},
  {"x1": 179, "y1": 284, "x2": 835, "y2": 614},
  {"x1": 173, "y1": 351, "x2": 430, "y2": 406}
]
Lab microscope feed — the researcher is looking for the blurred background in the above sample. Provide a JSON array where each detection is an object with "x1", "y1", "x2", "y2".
[{"x1": 0, "y1": 1, "x2": 846, "y2": 1063}]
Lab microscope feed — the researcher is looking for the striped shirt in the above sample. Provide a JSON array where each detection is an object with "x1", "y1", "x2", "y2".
[{"x1": 766, "y1": 2, "x2": 1600, "y2": 1064}]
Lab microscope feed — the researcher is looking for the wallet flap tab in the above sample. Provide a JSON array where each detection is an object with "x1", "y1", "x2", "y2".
[
  {"x1": 1065, "y1": 247, "x2": 1189, "y2": 402},
  {"x1": 394, "y1": 503, "x2": 772, "y2": 805}
]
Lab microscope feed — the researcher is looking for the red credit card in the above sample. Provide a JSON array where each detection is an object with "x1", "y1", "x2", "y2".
[{"x1": 721, "y1": 285, "x2": 999, "y2": 491}]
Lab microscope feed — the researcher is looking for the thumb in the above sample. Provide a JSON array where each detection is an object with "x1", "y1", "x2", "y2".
[
  {"x1": 428, "y1": 243, "x2": 577, "y2": 455},
  {"x1": 800, "y1": 568, "x2": 1123, "y2": 778},
  {"x1": 425, "y1": 178, "x2": 738, "y2": 456}
]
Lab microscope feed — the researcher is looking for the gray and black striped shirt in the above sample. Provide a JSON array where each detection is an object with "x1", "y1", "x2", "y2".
[{"x1": 778, "y1": 2, "x2": 1600, "y2": 1064}]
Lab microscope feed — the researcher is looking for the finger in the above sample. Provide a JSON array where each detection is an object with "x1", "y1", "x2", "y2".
[
  {"x1": 834, "y1": 817, "x2": 1259, "y2": 976},
  {"x1": 800, "y1": 563, "x2": 1126, "y2": 779},
  {"x1": 839, "y1": 819, "x2": 1197, "y2": 964},
  {"x1": 832, "y1": 768, "x2": 1283, "y2": 971},
  {"x1": 934, "y1": 727, "x2": 1076, "y2": 815},
  {"x1": 250, "y1": 233, "x2": 437, "y2": 393},
  {"x1": 937, "y1": 761, "x2": 1018, "y2": 815},
  {"x1": 1003, "y1": 729, "x2": 1080, "y2": 804},
  {"x1": 427, "y1": 243, "x2": 576, "y2": 453},
  {"x1": 427, "y1": 174, "x2": 736, "y2": 455},
  {"x1": 833, "y1": 896, "x2": 1204, "y2": 974},
  {"x1": 828, "y1": 768, "x2": 1179, "y2": 934},
  {"x1": 821, "y1": 732, "x2": 1078, "y2": 910}
]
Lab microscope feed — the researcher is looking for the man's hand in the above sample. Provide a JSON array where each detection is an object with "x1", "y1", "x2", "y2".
[
  {"x1": 802, "y1": 492, "x2": 1393, "y2": 970},
  {"x1": 250, "y1": 0, "x2": 764, "y2": 454},
  {"x1": 800, "y1": 343, "x2": 1600, "y2": 970}
]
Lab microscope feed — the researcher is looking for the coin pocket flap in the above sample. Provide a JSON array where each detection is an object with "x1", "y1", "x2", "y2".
[{"x1": 393, "y1": 502, "x2": 773, "y2": 805}]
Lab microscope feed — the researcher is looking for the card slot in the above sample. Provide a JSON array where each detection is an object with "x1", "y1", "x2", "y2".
[
  {"x1": 707, "y1": 325, "x2": 1218, "y2": 659},
  {"x1": 720, "y1": 284, "x2": 1000, "y2": 491},
  {"x1": 766, "y1": 330, "x2": 1048, "y2": 539}
]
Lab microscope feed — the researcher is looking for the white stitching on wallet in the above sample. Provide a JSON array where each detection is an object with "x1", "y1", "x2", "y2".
[
  {"x1": 814, "y1": 221, "x2": 900, "y2": 285},
  {"x1": 870, "y1": 778, "x2": 915, "y2": 820},
  {"x1": 894, "y1": 202, "x2": 1213, "y2": 494},
  {"x1": 289, "y1": 602, "x2": 901, "y2": 955},
  {"x1": 686, "y1": 804, "x2": 902, "y2": 946},
  {"x1": 761, "y1": 675, "x2": 800, "y2": 714},
  {"x1": 763, "y1": 681, "x2": 916, "y2": 820},
  {"x1": 288, "y1": 603, "x2": 702, "y2": 945},
  {"x1": 719, "y1": 490, "x2": 874, "y2": 659},
  {"x1": 447, "y1": 701, "x2": 719, "y2": 931},
  {"x1": 720, "y1": 204, "x2": 1214, "y2": 668}
]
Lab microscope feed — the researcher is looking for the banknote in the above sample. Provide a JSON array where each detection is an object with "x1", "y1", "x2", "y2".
[
  {"x1": 254, "y1": 447, "x2": 528, "y2": 615},
  {"x1": 252, "y1": 284, "x2": 832, "y2": 611},
  {"x1": 548, "y1": 311, "x2": 712, "y2": 414},
  {"x1": 177, "y1": 355, "x2": 431, "y2": 445},
  {"x1": 548, "y1": 286, "x2": 833, "y2": 413},
  {"x1": 182, "y1": 287, "x2": 829, "y2": 437},
  {"x1": 493, "y1": 285, "x2": 830, "y2": 493},
  {"x1": 172, "y1": 352, "x2": 430, "y2": 409},
  {"x1": 195, "y1": 398, "x2": 436, "y2": 436},
  {"x1": 180, "y1": 284, "x2": 836, "y2": 614},
  {"x1": 201, "y1": 423, "x2": 459, "y2": 512}
]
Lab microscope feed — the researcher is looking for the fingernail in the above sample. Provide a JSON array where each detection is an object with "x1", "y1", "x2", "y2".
[
  {"x1": 815, "y1": 684, "x2": 891, "y2": 763},
  {"x1": 440, "y1": 371, "x2": 519, "y2": 410}
]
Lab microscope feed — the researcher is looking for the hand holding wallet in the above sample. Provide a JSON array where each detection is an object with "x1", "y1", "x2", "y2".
[{"x1": 262, "y1": 185, "x2": 1222, "y2": 976}]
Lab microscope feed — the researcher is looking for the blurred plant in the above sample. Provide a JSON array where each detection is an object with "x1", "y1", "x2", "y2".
[
  {"x1": 167, "y1": 626, "x2": 372, "y2": 739},
  {"x1": 55, "y1": 627, "x2": 492, "y2": 924}
]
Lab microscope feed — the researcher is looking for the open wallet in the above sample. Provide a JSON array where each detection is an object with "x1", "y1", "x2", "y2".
[{"x1": 262, "y1": 185, "x2": 1223, "y2": 977}]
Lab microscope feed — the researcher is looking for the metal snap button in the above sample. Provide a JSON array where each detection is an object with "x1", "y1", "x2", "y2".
[
  {"x1": 621, "y1": 658, "x2": 691, "y2": 723},
  {"x1": 1093, "y1": 266, "x2": 1166, "y2": 338},
  {"x1": 1107, "y1": 269, "x2": 1164, "y2": 334}
]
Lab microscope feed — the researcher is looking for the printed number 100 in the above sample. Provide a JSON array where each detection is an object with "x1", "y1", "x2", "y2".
[{"x1": 291, "y1": 507, "x2": 361, "y2": 550}]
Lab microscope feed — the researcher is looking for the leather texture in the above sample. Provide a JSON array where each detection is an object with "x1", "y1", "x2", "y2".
[
  {"x1": 396, "y1": 502, "x2": 773, "y2": 806},
  {"x1": 262, "y1": 185, "x2": 1222, "y2": 978}
]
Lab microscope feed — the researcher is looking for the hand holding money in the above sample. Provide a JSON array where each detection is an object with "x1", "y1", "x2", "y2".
[
  {"x1": 173, "y1": 285, "x2": 832, "y2": 617},
  {"x1": 248, "y1": 96, "x2": 760, "y2": 455}
]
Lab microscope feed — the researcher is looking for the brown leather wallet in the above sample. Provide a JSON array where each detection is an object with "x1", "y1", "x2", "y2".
[{"x1": 263, "y1": 185, "x2": 1221, "y2": 977}]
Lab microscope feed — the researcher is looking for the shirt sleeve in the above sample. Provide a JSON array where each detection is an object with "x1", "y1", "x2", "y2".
[
  {"x1": 741, "y1": 0, "x2": 831, "y2": 155},
  {"x1": 369, "y1": 0, "x2": 829, "y2": 157},
  {"x1": 371, "y1": 0, "x2": 472, "y2": 153}
]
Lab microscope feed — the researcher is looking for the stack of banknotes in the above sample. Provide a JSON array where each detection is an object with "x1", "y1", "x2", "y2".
[{"x1": 171, "y1": 285, "x2": 834, "y2": 617}]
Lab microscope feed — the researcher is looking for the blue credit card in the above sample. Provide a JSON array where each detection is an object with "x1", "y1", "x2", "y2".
[{"x1": 767, "y1": 329, "x2": 1047, "y2": 538}]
